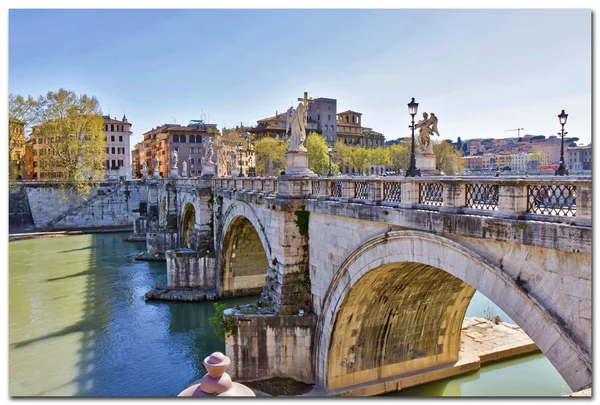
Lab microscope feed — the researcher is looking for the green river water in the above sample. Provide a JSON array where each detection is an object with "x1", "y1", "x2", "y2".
[{"x1": 9, "y1": 232, "x2": 572, "y2": 397}]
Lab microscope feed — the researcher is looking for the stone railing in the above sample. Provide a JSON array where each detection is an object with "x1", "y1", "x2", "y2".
[
  {"x1": 213, "y1": 176, "x2": 591, "y2": 227},
  {"x1": 214, "y1": 177, "x2": 277, "y2": 194}
]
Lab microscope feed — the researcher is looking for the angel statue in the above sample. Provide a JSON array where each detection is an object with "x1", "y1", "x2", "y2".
[
  {"x1": 171, "y1": 149, "x2": 179, "y2": 168},
  {"x1": 416, "y1": 112, "x2": 440, "y2": 154},
  {"x1": 152, "y1": 156, "x2": 159, "y2": 177},
  {"x1": 285, "y1": 102, "x2": 308, "y2": 152},
  {"x1": 142, "y1": 161, "x2": 147, "y2": 178},
  {"x1": 204, "y1": 137, "x2": 215, "y2": 164}
]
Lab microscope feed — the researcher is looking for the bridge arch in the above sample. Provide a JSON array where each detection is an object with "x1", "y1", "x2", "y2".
[
  {"x1": 180, "y1": 202, "x2": 196, "y2": 249},
  {"x1": 218, "y1": 202, "x2": 272, "y2": 296},
  {"x1": 314, "y1": 230, "x2": 590, "y2": 393},
  {"x1": 159, "y1": 196, "x2": 167, "y2": 227}
]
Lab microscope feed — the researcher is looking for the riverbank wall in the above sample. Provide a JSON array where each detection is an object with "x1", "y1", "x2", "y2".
[{"x1": 8, "y1": 181, "x2": 141, "y2": 233}]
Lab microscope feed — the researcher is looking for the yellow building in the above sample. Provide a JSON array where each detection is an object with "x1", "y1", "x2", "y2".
[
  {"x1": 336, "y1": 110, "x2": 384, "y2": 148},
  {"x1": 496, "y1": 153, "x2": 512, "y2": 169}
]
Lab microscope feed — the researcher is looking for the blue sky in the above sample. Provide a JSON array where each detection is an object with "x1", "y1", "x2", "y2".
[{"x1": 9, "y1": 9, "x2": 592, "y2": 146}]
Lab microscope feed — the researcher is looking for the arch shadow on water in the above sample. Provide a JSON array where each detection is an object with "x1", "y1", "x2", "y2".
[{"x1": 9, "y1": 232, "x2": 256, "y2": 396}]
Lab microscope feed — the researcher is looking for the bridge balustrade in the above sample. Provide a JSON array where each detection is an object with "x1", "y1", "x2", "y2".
[{"x1": 212, "y1": 176, "x2": 591, "y2": 226}]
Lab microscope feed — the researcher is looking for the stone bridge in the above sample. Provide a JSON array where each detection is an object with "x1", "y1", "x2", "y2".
[{"x1": 137, "y1": 174, "x2": 591, "y2": 395}]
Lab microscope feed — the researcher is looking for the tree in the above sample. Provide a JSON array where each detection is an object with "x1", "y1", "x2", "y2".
[
  {"x1": 348, "y1": 147, "x2": 370, "y2": 175},
  {"x1": 305, "y1": 132, "x2": 337, "y2": 176},
  {"x1": 369, "y1": 146, "x2": 391, "y2": 166},
  {"x1": 332, "y1": 140, "x2": 352, "y2": 173},
  {"x1": 389, "y1": 144, "x2": 409, "y2": 173},
  {"x1": 253, "y1": 137, "x2": 287, "y2": 176},
  {"x1": 32, "y1": 89, "x2": 105, "y2": 195},
  {"x1": 9, "y1": 94, "x2": 41, "y2": 181},
  {"x1": 528, "y1": 151, "x2": 548, "y2": 166},
  {"x1": 433, "y1": 140, "x2": 464, "y2": 175}
]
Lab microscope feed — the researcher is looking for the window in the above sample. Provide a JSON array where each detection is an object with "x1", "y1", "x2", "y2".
[
  {"x1": 111, "y1": 147, "x2": 115, "y2": 154},
  {"x1": 111, "y1": 159, "x2": 116, "y2": 167},
  {"x1": 325, "y1": 124, "x2": 328, "y2": 131},
  {"x1": 191, "y1": 158, "x2": 195, "y2": 164},
  {"x1": 111, "y1": 124, "x2": 114, "y2": 131},
  {"x1": 328, "y1": 115, "x2": 331, "y2": 121},
  {"x1": 173, "y1": 135, "x2": 179, "y2": 143},
  {"x1": 105, "y1": 147, "x2": 109, "y2": 154},
  {"x1": 180, "y1": 135, "x2": 186, "y2": 143},
  {"x1": 308, "y1": 105, "x2": 312, "y2": 111},
  {"x1": 111, "y1": 135, "x2": 115, "y2": 142},
  {"x1": 317, "y1": 104, "x2": 320, "y2": 111},
  {"x1": 105, "y1": 125, "x2": 108, "y2": 131},
  {"x1": 318, "y1": 114, "x2": 320, "y2": 120},
  {"x1": 189, "y1": 135, "x2": 195, "y2": 143},
  {"x1": 119, "y1": 136, "x2": 123, "y2": 142},
  {"x1": 196, "y1": 136, "x2": 201, "y2": 144}
]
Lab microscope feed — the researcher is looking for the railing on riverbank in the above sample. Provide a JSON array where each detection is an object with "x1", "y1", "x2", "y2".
[{"x1": 212, "y1": 175, "x2": 591, "y2": 226}]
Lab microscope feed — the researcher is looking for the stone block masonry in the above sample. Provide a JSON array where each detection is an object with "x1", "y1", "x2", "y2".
[
  {"x1": 166, "y1": 249, "x2": 216, "y2": 289},
  {"x1": 13, "y1": 181, "x2": 141, "y2": 232},
  {"x1": 225, "y1": 313, "x2": 316, "y2": 385}
]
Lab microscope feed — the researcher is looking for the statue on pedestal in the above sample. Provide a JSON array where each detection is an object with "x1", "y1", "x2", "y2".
[
  {"x1": 182, "y1": 160, "x2": 187, "y2": 177},
  {"x1": 203, "y1": 137, "x2": 215, "y2": 165},
  {"x1": 152, "y1": 156, "x2": 159, "y2": 178},
  {"x1": 285, "y1": 103, "x2": 308, "y2": 152},
  {"x1": 416, "y1": 112, "x2": 440, "y2": 154},
  {"x1": 171, "y1": 149, "x2": 179, "y2": 169},
  {"x1": 142, "y1": 161, "x2": 148, "y2": 179}
]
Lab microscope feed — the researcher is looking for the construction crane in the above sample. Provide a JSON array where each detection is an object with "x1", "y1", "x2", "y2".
[{"x1": 505, "y1": 127, "x2": 524, "y2": 138}]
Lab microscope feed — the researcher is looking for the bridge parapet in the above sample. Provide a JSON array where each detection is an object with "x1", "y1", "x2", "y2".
[{"x1": 215, "y1": 176, "x2": 590, "y2": 227}]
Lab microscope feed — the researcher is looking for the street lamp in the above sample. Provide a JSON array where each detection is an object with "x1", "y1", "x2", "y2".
[
  {"x1": 237, "y1": 142, "x2": 244, "y2": 177},
  {"x1": 555, "y1": 109, "x2": 569, "y2": 176},
  {"x1": 405, "y1": 97, "x2": 421, "y2": 177},
  {"x1": 327, "y1": 145, "x2": 333, "y2": 177}
]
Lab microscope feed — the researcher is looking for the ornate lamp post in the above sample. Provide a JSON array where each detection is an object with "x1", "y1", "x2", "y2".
[
  {"x1": 555, "y1": 109, "x2": 569, "y2": 176},
  {"x1": 405, "y1": 97, "x2": 421, "y2": 177},
  {"x1": 327, "y1": 145, "x2": 333, "y2": 177},
  {"x1": 237, "y1": 142, "x2": 244, "y2": 177}
]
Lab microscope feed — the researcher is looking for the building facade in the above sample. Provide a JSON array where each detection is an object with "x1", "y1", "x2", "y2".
[
  {"x1": 133, "y1": 121, "x2": 218, "y2": 179},
  {"x1": 103, "y1": 115, "x2": 133, "y2": 180},
  {"x1": 248, "y1": 111, "x2": 320, "y2": 141},
  {"x1": 336, "y1": 110, "x2": 385, "y2": 148},
  {"x1": 307, "y1": 97, "x2": 337, "y2": 144},
  {"x1": 567, "y1": 145, "x2": 592, "y2": 172}
]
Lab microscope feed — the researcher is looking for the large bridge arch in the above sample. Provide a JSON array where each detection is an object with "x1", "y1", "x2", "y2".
[
  {"x1": 218, "y1": 202, "x2": 272, "y2": 296},
  {"x1": 314, "y1": 230, "x2": 591, "y2": 393}
]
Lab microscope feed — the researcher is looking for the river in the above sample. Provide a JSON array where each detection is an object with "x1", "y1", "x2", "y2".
[{"x1": 8, "y1": 232, "x2": 571, "y2": 396}]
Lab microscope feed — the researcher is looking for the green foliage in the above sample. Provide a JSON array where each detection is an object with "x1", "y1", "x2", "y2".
[
  {"x1": 433, "y1": 140, "x2": 464, "y2": 175},
  {"x1": 10, "y1": 89, "x2": 105, "y2": 197},
  {"x1": 305, "y1": 132, "x2": 334, "y2": 176},
  {"x1": 209, "y1": 303, "x2": 238, "y2": 341},
  {"x1": 295, "y1": 210, "x2": 310, "y2": 239},
  {"x1": 389, "y1": 143, "x2": 410, "y2": 172},
  {"x1": 254, "y1": 137, "x2": 287, "y2": 176}
]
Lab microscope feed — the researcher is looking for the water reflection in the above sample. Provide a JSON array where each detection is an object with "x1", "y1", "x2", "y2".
[{"x1": 9, "y1": 233, "x2": 255, "y2": 396}]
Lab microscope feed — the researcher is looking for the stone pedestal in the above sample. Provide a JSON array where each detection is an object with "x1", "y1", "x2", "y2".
[
  {"x1": 169, "y1": 165, "x2": 179, "y2": 179},
  {"x1": 284, "y1": 151, "x2": 317, "y2": 178},
  {"x1": 416, "y1": 153, "x2": 437, "y2": 176},
  {"x1": 201, "y1": 163, "x2": 215, "y2": 178},
  {"x1": 166, "y1": 249, "x2": 216, "y2": 289}
]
